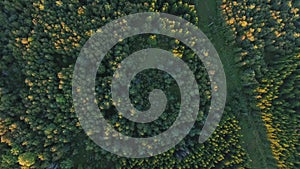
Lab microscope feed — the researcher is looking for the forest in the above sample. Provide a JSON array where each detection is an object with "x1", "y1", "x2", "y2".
[{"x1": 0, "y1": 0, "x2": 299, "y2": 168}]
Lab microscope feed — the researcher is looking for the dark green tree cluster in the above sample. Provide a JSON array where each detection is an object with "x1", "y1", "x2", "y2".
[
  {"x1": 1, "y1": 0, "x2": 250, "y2": 168},
  {"x1": 118, "y1": 112, "x2": 250, "y2": 169}
]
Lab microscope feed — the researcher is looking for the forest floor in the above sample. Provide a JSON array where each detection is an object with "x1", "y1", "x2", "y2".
[{"x1": 194, "y1": 0, "x2": 277, "y2": 168}]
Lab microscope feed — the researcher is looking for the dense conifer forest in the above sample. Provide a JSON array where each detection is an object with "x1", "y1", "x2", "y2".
[{"x1": 0, "y1": 0, "x2": 299, "y2": 168}]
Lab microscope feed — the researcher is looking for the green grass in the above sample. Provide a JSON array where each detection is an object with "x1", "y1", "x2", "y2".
[
  {"x1": 193, "y1": 0, "x2": 240, "y2": 95},
  {"x1": 193, "y1": 0, "x2": 277, "y2": 168}
]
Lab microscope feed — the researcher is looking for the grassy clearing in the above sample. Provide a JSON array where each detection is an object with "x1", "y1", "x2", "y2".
[
  {"x1": 193, "y1": 0, "x2": 277, "y2": 168},
  {"x1": 194, "y1": 0, "x2": 240, "y2": 95}
]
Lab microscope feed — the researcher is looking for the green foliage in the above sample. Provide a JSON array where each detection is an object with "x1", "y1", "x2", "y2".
[
  {"x1": 117, "y1": 113, "x2": 250, "y2": 169},
  {"x1": 18, "y1": 152, "x2": 36, "y2": 167},
  {"x1": 60, "y1": 159, "x2": 73, "y2": 169},
  {"x1": 0, "y1": 0, "x2": 250, "y2": 168},
  {"x1": 220, "y1": 0, "x2": 300, "y2": 168}
]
